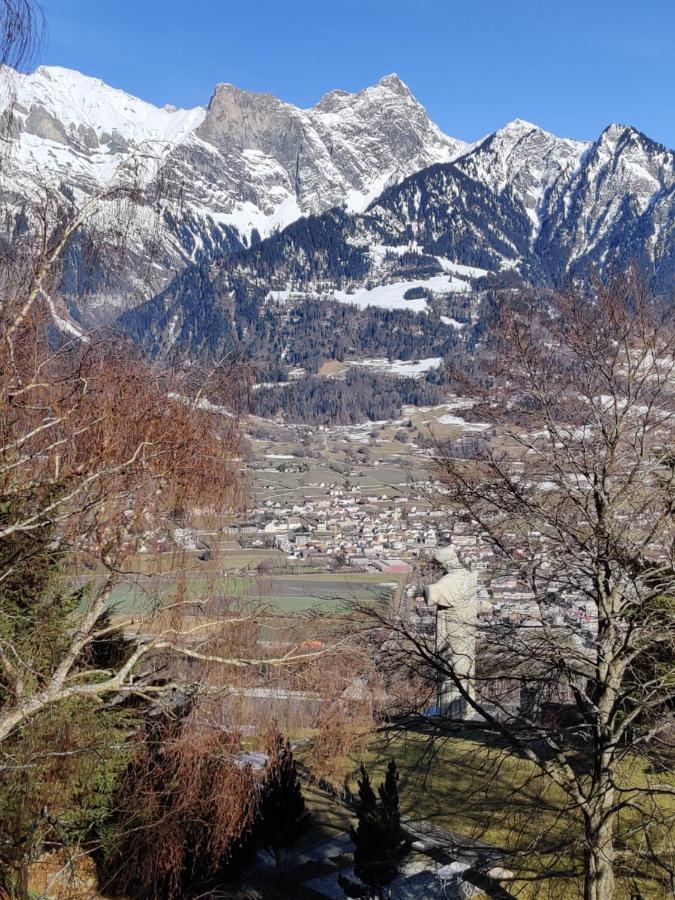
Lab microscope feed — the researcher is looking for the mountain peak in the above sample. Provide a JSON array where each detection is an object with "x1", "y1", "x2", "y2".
[
  {"x1": 376, "y1": 73, "x2": 410, "y2": 94},
  {"x1": 24, "y1": 64, "x2": 119, "y2": 99},
  {"x1": 479, "y1": 118, "x2": 587, "y2": 158},
  {"x1": 504, "y1": 117, "x2": 539, "y2": 130},
  {"x1": 314, "y1": 73, "x2": 416, "y2": 114},
  {"x1": 33, "y1": 64, "x2": 96, "y2": 83},
  {"x1": 598, "y1": 123, "x2": 641, "y2": 145},
  {"x1": 493, "y1": 118, "x2": 548, "y2": 140},
  {"x1": 7, "y1": 62, "x2": 672, "y2": 328},
  {"x1": 207, "y1": 81, "x2": 283, "y2": 109},
  {"x1": 594, "y1": 124, "x2": 674, "y2": 160},
  {"x1": 5, "y1": 64, "x2": 205, "y2": 145}
]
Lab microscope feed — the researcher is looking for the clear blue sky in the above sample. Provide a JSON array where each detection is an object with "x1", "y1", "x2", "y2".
[{"x1": 39, "y1": 0, "x2": 675, "y2": 147}]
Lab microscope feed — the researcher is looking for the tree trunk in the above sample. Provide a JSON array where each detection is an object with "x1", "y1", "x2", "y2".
[
  {"x1": 583, "y1": 816, "x2": 615, "y2": 900},
  {"x1": 5, "y1": 860, "x2": 30, "y2": 900}
]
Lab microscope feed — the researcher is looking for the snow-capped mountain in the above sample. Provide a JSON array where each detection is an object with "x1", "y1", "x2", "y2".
[
  {"x1": 217, "y1": 118, "x2": 674, "y2": 288},
  {"x1": 1, "y1": 65, "x2": 205, "y2": 178},
  {"x1": 194, "y1": 72, "x2": 467, "y2": 221},
  {"x1": 452, "y1": 119, "x2": 588, "y2": 234},
  {"x1": 366, "y1": 121, "x2": 674, "y2": 284},
  {"x1": 121, "y1": 118, "x2": 675, "y2": 365},
  {"x1": 0, "y1": 65, "x2": 468, "y2": 316},
  {"x1": 535, "y1": 124, "x2": 675, "y2": 283},
  {"x1": 2, "y1": 63, "x2": 673, "y2": 343}
]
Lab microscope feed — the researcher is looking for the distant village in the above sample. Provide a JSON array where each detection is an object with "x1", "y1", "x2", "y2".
[
  {"x1": 227, "y1": 465, "x2": 445, "y2": 575},
  {"x1": 224, "y1": 453, "x2": 597, "y2": 639}
]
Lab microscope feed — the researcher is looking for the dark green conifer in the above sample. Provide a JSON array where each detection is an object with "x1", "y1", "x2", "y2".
[
  {"x1": 256, "y1": 731, "x2": 310, "y2": 867},
  {"x1": 339, "y1": 761, "x2": 408, "y2": 900}
]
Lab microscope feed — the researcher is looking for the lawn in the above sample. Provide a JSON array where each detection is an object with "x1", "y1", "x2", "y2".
[{"x1": 299, "y1": 731, "x2": 675, "y2": 900}]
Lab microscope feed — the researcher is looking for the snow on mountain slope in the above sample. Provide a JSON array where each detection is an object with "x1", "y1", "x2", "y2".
[
  {"x1": 120, "y1": 110, "x2": 675, "y2": 368},
  {"x1": 1, "y1": 65, "x2": 204, "y2": 187},
  {"x1": 192, "y1": 72, "x2": 468, "y2": 222},
  {"x1": 6, "y1": 65, "x2": 205, "y2": 144},
  {"x1": 266, "y1": 273, "x2": 468, "y2": 314},
  {"x1": 453, "y1": 119, "x2": 588, "y2": 234},
  {"x1": 535, "y1": 124, "x2": 675, "y2": 282},
  {"x1": 167, "y1": 119, "x2": 673, "y2": 340},
  {"x1": 1, "y1": 65, "x2": 467, "y2": 233},
  {"x1": 357, "y1": 119, "x2": 674, "y2": 285},
  {"x1": 0, "y1": 65, "x2": 470, "y2": 314},
  {"x1": 3, "y1": 62, "x2": 674, "y2": 336}
]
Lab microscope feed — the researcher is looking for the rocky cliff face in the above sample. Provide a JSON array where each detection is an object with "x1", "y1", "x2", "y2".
[
  {"x1": 0, "y1": 65, "x2": 468, "y2": 317},
  {"x1": 2, "y1": 64, "x2": 673, "y2": 341},
  {"x1": 195, "y1": 73, "x2": 467, "y2": 216}
]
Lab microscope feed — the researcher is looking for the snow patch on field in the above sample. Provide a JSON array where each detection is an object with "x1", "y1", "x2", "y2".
[
  {"x1": 234, "y1": 751, "x2": 267, "y2": 770},
  {"x1": 334, "y1": 275, "x2": 468, "y2": 311},
  {"x1": 266, "y1": 274, "x2": 469, "y2": 312},
  {"x1": 350, "y1": 357, "x2": 443, "y2": 377},
  {"x1": 167, "y1": 393, "x2": 233, "y2": 416},
  {"x1": 252, "y1": 381, "x2": 290, "y2": 390},
  {"x1": 437, "y1": 414, "x2": 490, "y2": 431},
  {"x1": 368, "y1": 244, "x2": 490, "y2": 281},
  {"x1": 434, "y1": 258, "x2": 490, "y2": 278},
  {"x1": 334, "y1": 282, "x2": 429, "y2": 311},
  {"x1": 173, "y1": 527, "x2": 198, "y2": 550},
  {"x1": 440, "y1": 316, "x2": 466, "y2": 329}
]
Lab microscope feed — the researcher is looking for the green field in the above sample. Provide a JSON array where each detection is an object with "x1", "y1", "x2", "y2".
[{"x1": 100, "y1": 570, "x2": 396, "y2": 615}]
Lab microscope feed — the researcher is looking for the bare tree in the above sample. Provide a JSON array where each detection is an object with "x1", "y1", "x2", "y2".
[
  {"x1": 0, "y1": 7, "x2": 371, "y2": 896},
  {"x1": 0, "y1": 0, "x2": 354, "y2": 763},
  {"x1": 370, "y1": 276, "x2": 675, "y2": 899},
  {"x1": 0, "y1": 0, "x2": 42, "y2": 71},
  {"x1": 0, "y1": 155, "x2": 360, "y2": 900}
]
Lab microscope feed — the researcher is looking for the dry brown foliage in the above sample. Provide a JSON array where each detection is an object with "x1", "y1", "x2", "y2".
[{"x1": 98, "y1": 706, "x2": 261, "y2": 900}]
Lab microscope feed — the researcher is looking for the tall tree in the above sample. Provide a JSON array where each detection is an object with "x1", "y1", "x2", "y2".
[
  {"x1": 0, "y1": 507, "x2": 129, "y2": 900},
  {"x1": 0, "y1": 9, "x2": 355, "y2": 897},
  {"x1": 372, "y1": 276, "x2": 675, "y2": 899}
]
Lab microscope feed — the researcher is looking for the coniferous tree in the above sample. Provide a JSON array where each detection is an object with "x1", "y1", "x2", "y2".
[
  {"x1": 339, "y1": 762, "x2": 408, "y2": 900},
  {"x1": 377, "y1": 761, "x2": 403, "y2": 864},
  {"x1": 256, "y1": 731, "x2": 310, "y2": 868},
  {"x1": 0, "y1": 501, "x2": 129, "y2": 900}
]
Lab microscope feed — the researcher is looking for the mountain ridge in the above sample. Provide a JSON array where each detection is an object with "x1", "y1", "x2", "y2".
[
  {"x1": 120, "y1": 119, "x2": 674, "y2": 366},
  {"x1": 1, "y1": 64, "x2": 673, "y2": 341},
  {"x1": 0, "y1": 64, "x2": 476, "y2": 315}
]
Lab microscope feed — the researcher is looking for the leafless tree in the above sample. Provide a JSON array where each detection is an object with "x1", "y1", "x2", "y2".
[
  {"x1": 0, "y1": 5, "x2": 374, "y2": 896},
  {"x1": 0, "y1": 0, "x2": 357, "y2": 771},
  {"x1": 0, "y1": 0, "x2": 42, "y2": 71},
  {"x1": 370, "y1": 276, "x2": 675, "y2": 899}
]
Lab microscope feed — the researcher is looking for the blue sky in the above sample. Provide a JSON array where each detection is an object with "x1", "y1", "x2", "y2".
[{"x1": 39, "y1": 0, "x2": 675, "y2": 147}]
